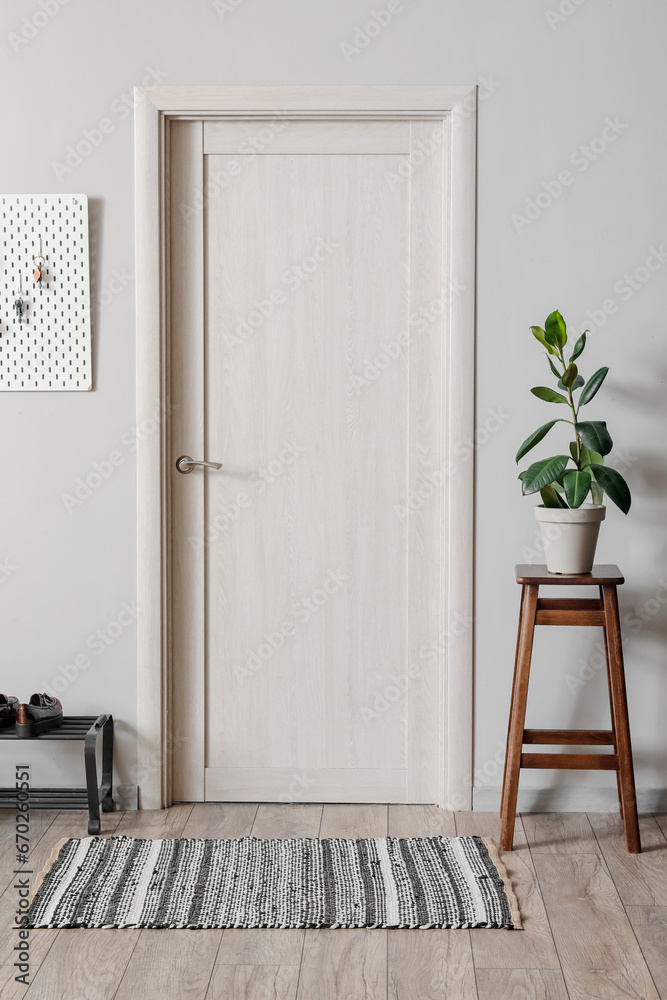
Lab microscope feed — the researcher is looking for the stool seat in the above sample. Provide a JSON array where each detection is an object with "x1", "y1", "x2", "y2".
[
  {"x1": 499, "y1": 564, "x2": 640, "y2": 854},
  {"x1": 515, "y1": 563, "x2": 624, "y2": 586}
]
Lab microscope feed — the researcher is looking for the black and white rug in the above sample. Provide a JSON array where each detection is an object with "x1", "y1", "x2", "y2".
[{"x1": 24, "y1": 835, "x2": 521, "y2": 930}]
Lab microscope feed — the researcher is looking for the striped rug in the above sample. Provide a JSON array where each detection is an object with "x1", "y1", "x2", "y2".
[{"x1": 24, "y1": 835, "x2": 521, "y2": 930}]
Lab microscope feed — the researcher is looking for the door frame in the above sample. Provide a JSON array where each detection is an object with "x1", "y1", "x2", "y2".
[{"x1": 135, "y1": 86, "x2": 477, "y2": 811}]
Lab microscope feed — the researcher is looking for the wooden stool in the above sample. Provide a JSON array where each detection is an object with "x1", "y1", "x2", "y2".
[{"x1": 500, "y1": 564, "x2": 640, "y2": 854}]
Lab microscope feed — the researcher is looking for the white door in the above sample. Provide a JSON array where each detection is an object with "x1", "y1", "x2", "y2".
[{"x1": 170, "y1": 115, "x2": 449, "y2": 804}]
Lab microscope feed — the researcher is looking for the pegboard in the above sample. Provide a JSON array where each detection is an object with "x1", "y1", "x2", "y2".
[{"x1": 0, "y1": 194, "x2": 92, "y2": 391}]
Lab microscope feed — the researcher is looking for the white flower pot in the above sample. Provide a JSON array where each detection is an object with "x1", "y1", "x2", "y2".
[{"x1": 534, "y1": 503, "x2": 606, "y2": 574}]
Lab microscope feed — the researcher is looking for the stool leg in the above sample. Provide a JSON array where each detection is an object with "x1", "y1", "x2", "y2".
[
  {"x1": 602, "y1": 584, "x2": 641, "y2": 854},
  {"x1": 500, "y1": 585, "x2": 527, "y2": 821},
  {"x1": 500, "y1": 583, "x2": 538, "y2": 852},
  {"x1": 600, "y1": 594, "x2": 623, "y2": 820}
]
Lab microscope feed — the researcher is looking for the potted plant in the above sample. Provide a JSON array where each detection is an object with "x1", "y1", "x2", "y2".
[{"x1": 517, "y1": 309, "x2": 631, "y2": 574}]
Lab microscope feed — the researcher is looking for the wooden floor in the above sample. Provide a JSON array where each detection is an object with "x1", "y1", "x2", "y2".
[{"x1": 1, "y1": 805, "x2": 666, "y2": 999}]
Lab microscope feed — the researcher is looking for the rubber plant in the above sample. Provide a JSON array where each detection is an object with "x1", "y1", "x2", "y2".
[{"x1": 516, "y1": 309, "x2": 631, "y2": 514}]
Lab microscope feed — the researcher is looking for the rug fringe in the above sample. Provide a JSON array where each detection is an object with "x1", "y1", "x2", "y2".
[{"x1": 482, "y1": 838, "x2": 523, "y2": 929}]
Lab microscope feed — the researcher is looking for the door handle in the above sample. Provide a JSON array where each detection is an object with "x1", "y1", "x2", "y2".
[{"x1": 175, "y1": 455, "x2": 223, "y2": 474}]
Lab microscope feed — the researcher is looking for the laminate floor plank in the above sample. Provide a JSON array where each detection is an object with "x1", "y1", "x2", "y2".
[
  {"x1": 388, "y1": 929, "x2": 476, "y2": 1000},
  {"x1": 455, "y1": 812, "x2": 559, "y2": 970},
  {"x1": 654, "y1": 815, "x2": 667, "y2": 840},
  {"x1": 320, "y1": 804, "x2": 387, "y2": 839},
  {"x1": 114, "y1": 930, "x2": 222, "y2": 1000},
  {"x1": 23, "y1": 927, "x2": 140, "y2": 1000},
  {"x1": 533, "y1": 852, "x2": 660, "y2": 1000},
  {"x1": 387, "y1": 804, "x2": 456, "y2": 838},
  {"x1": 588, "y1": 812, "x2": 667, "y2": 905},
  {"x1": 521, "y1": 812, "x2": 599, "y2": 854},
  {"x1": 626, "y1": 906, "x2": 667, "y2": 998},
  {"x1": 475, "y1": 969, "x2": 569, "y2": 1000},
  {"x1": 207, "y1": 964, "x2": 299, "y2": 1000},
  {"x1": 114, "y1": 804, "x2": 193, "y2": 839},
  {"x1": 297, "y1": 929, "x2": 386, "y2": 1000},
  {"x1": 251, "y1": 804, "x2": 322, "y2": 839},
  {"x1": 182, "y1": 802, "x2": 258, "y2": 839},
  {"x1": 0, "y1": 964, "x2": 29, "y2": 999}
]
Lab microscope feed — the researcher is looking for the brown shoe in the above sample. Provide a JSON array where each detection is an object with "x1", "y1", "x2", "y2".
[
  {"x1": 15, "y1": 694, "x2": 63, "y2": 738},
  {"x1": 0, "y1": 695, "x2": 19, "y2": 730}
]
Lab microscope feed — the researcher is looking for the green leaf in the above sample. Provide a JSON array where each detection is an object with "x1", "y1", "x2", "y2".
[
  {"x1": 561, "y1": 362, "x2": 578, "y2": 388},
  {"x1": 532, "y1": 325, "x2": 560, "y2": 357},
  {"x1": 569, "y1": 441, "x2": 603, "y2": 468},
  {"x1": 540, "y1": 485, "x2": 568, "y2": 508},
  {"x1": 583, "y1": 447, "x2": 603, "y2": 468},
  {"x1": 590, "y1": 481, "x2": 604, "y2": 505},
  {"x1": 589, "y1": 464, "x2": 631, "y2": 514},
  {"x1": 563, "y1": 469, "x2": 592, "y2": 508},
  {"x1": 515, "y1": 420, "x2": 563, "y2": 463},
  {"x1": 576, "y1": 420, "x2": 613, "y2": 456},
  {"x1": 579, "y1": 366, "x2": 609, "y2": 406},
  {"x1": 545, "y1": 309, "x2": 567, "y2": 348},
  {"x1": 548, "y1": 357, "x2": 563, "y2": 379},
  {"x1": 522, "y1": 455, "x2": 571, "y2": 495},
  {"x1": 559, "y1": 374, "x2": 584, "y2": 391},
  {"x1": 570, "y1": 331, "x2": 587, "y2": 363},
  {"x1": 518, "y1": 470, "x2": 526, "y2": 481},
  {"x1": 531, "y1": 386, "x2": 570, "y2": 404}
]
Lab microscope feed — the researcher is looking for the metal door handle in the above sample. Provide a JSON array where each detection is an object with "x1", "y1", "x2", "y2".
[{"x1": 176, "y1": 455, "x2": 223, "y2": 474}]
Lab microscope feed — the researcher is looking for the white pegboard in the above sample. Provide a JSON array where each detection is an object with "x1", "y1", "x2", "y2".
[{"x1": 0, "y1": 194, "x2": 92, "y2": 391}]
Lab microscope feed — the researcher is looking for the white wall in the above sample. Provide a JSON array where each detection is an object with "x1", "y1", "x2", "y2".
[{"x1": 0, "y1": 0, "x2": 665, "y2": 808}]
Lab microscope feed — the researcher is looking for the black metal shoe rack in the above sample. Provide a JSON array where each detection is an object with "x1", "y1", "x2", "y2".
[{"x1": 0, "y1": 715, "x2": 114, "y2": 834}]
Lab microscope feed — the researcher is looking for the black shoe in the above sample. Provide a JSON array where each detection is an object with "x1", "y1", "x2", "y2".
[
  {"x1": 0, "y1": 695, "x2": 19, "y2": 729},
  {"x1": 15, "y1": 694, "x2": 63, "y2": 738}
]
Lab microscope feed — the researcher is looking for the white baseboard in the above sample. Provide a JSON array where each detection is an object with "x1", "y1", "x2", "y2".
[{"x1": 473, "y1": 786, "x2": 667, "y2": 813}]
